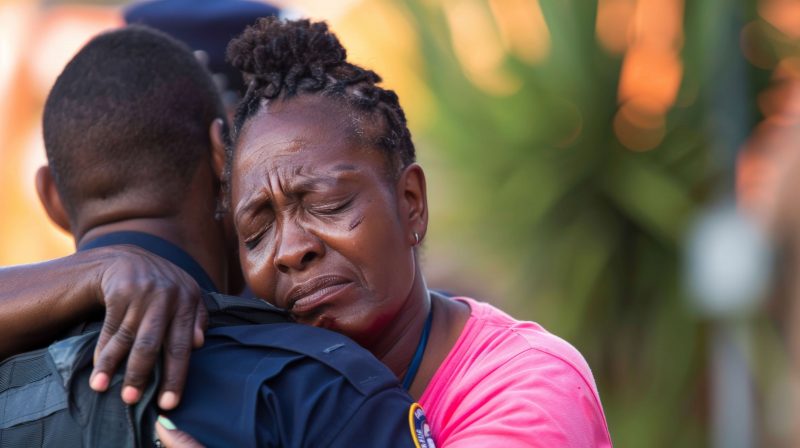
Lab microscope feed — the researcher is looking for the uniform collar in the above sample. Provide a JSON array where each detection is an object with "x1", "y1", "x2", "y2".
[{"x1": 78, "y1": 231, "x2": 219, "y2": 293}]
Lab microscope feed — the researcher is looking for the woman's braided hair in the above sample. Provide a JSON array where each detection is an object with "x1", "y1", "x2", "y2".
[{"x1": 226, "y1": 17, "x2": 415, "y2": 178}]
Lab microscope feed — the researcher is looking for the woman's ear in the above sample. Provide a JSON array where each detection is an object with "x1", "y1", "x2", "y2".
[
  {"x1": 209, "y1": 118, "x2": 227, "y2": 180},
  {"x1": 35, "y1": 165, "x2": 71, "y2": 233},
  {"x1": 396, "y1": 163, "x2": 429, "y2": 246}
]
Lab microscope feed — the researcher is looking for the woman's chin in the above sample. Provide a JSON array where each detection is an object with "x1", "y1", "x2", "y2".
[{"x1": 295, "y1": 312, "x2": 333, "y2": 329}]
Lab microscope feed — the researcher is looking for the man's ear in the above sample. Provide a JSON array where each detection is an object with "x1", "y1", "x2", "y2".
[
  {"x1": 396, "y1": 163, "x2": 429, "y2": 246},
  {"x1": 35, "y1": 165, "x2": 71, "y2": 232},
  {"x1": 209, "y1": 118, "x2": 227, "y2": 180}
]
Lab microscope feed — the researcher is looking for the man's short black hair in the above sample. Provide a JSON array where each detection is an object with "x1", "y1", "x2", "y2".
[{"x1": 43, "y1": 25, "x2": 225, "y2": 220}]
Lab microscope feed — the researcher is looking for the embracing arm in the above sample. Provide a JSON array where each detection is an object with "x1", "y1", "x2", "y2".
[
  {"x1": 0, "y1": 245, "x2": 207, "y2": 410},
  {"x1": 0, "y1": 248, "x2": 110, "y2": 358}
]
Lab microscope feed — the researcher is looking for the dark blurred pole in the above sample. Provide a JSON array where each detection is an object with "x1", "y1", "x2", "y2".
[
  {"x1": 706, "y1": 2, "x2": 751, "y2": 189},
  {"x1": 686, "y1": 1, "x2": 767, "y2": 448}
]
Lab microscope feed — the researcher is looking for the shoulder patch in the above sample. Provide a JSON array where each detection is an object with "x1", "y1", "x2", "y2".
[{"x1": 408, "y1": 403, "x2": 436, "y2": 448}]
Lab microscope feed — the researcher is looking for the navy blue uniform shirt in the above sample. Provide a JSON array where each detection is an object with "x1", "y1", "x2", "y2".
[
  {"x1": 79, "y1": 232, "x2": 429, "y2": 447},
  {"x1": 170, "y1": 324, "x2": 422, "y2": 447}
]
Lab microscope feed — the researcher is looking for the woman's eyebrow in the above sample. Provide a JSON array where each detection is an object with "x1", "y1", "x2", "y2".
[
  {"x1": 289, "y1": 164, "x2": 359, "y2": 192},
  {"x1": 234, "y1": 192, "x2": 269, "y2": 224},
  {"x1": 331, "y1": 163, "x2": 358, "y2": 172},
  {"x1": 234, "y1": 165, "x2": 361, "y2": 220},
  {"x1": 291, "y1": 176, "x2": 340, "y2": 193}
]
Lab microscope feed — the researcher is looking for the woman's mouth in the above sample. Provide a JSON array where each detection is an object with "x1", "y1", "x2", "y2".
[{"x1": 287, "y1": 275, "x2": 353, "y2": 314}]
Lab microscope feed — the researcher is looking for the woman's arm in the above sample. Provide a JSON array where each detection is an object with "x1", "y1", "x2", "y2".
[
  {"x1": 0, "y1": 245, "x2": 206, "y2": 410},
  {"x1": 0, "y1": 248, "x2": 111, "y2": 357}
]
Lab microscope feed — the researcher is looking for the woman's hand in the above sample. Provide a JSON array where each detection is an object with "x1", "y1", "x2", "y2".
[
  {"x1": 156, "y1": 416, "x2": 205, "y2": 448},
  {"x1": 88, "y1": 245, "x2": 208, "y2": 410}
]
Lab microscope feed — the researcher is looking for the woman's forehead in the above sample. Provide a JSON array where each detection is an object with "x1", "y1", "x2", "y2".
[
  {"x1": 238, "y1": 98, "x2": 355, "y2": 152},
  {"x1": 233, "y1": 118, "x2": 383, "y2": 186},
  {"x1": 232, "y1": 95, "x2": 395, "y2": 188},
  {"x1": 256, "y1": 95, "x2": 354, "y2": 130},
  {"x1": 235, "y1": 122, "x2": 353, "y2": 172}
]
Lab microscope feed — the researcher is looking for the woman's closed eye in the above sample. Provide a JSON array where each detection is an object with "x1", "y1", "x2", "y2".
[
  {"x1": 307, "y1": 195, "x2": 355, "y2": 216},
  {"x1": 244, "y1": 232, "x2": 265, "y2": 250},
  {"x1": 241, "y1": 217, "x2": 274, "y2": 250}
]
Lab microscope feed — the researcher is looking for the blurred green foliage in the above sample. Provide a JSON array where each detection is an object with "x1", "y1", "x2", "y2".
[{"x1": 400, "y1": 1, "x2": 769, "y2": 446}]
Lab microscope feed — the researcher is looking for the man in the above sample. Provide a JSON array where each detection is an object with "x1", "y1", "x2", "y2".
[
  {"x1": 1, "y1": 0, "x2": 271, "y2": 405},
  {"x1": 0, "y1": 25, "x2": 425, "y2": 446}
]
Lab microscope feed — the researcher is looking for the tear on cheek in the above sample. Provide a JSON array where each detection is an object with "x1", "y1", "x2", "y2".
[{"x1": 348, "y1": 215, "x2": 365, "y2": 231}]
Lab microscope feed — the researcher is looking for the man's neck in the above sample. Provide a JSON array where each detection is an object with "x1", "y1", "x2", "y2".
[{"x1": 76, "y1": 217, "x2": 228, "y2": 294}]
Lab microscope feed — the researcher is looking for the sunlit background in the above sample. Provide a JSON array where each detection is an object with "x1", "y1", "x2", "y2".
[{"x1": 3, "y1": 0, "x2": 800, "y2": 446}]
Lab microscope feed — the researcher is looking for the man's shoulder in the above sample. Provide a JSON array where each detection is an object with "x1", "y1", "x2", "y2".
[
  {"x1": 205, "y1": 323, "x2": 398, "y2": 396},
  {"x1": 176, "y1": 323, "x2": 418, "y2": 447}
]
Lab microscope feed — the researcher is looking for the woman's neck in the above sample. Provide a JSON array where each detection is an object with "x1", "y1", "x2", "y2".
[
  {"x1": 368, "y1": 273, "x2": 471, "y2": 400},
  {"x1": 371, "y1": 276, "x2": 432, "y2": 381}
]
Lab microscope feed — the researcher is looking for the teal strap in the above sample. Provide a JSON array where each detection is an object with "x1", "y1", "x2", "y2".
[{"x1": 401, "y1": 309, "x2": 433, "y2": 390}]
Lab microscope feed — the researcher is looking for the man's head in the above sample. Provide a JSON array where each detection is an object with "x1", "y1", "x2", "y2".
[{"x1": 38, "y1": 25, "x2": 226, "y2": 234}]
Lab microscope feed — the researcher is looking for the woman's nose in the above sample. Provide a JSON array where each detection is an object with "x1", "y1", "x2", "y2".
[{"x1": 272, "y1": 220, "x2": 324, "y2": 273}]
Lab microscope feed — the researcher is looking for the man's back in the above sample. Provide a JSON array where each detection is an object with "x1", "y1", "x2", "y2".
[{"x1": 172, "y1": 323, "x2": 421, "y2": 447}]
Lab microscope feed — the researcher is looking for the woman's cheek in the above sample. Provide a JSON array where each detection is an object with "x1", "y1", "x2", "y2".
[{"x1": 241, "y1": 245, "x2": 278, "y2": 305}]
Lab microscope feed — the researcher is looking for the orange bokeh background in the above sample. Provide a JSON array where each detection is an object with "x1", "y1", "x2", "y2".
[{"x1": 0, "y1": 0, "x2": 433, "y2": 265}]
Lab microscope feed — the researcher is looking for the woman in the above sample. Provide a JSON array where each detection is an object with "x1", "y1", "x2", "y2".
[{"x1": 194, "y1": 17, "x2": 611, "y2": 446}]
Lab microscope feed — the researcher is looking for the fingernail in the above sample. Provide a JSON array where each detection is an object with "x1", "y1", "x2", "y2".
[
  {"x1": 159, "y1": 391, "x2": 179, "y2": 410},
  {"x1": 157, "y1": 415, "x2": 176, "y2": 431},
  {"x1": 122, "y1": 386, "x2": 141, "y2": 404},
  {"x1": 90, "y1": 372, "x2": 109, "y2": 391},
  {"x1": 193, "y1": 328, "x2": 204, "y2": 348}
]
